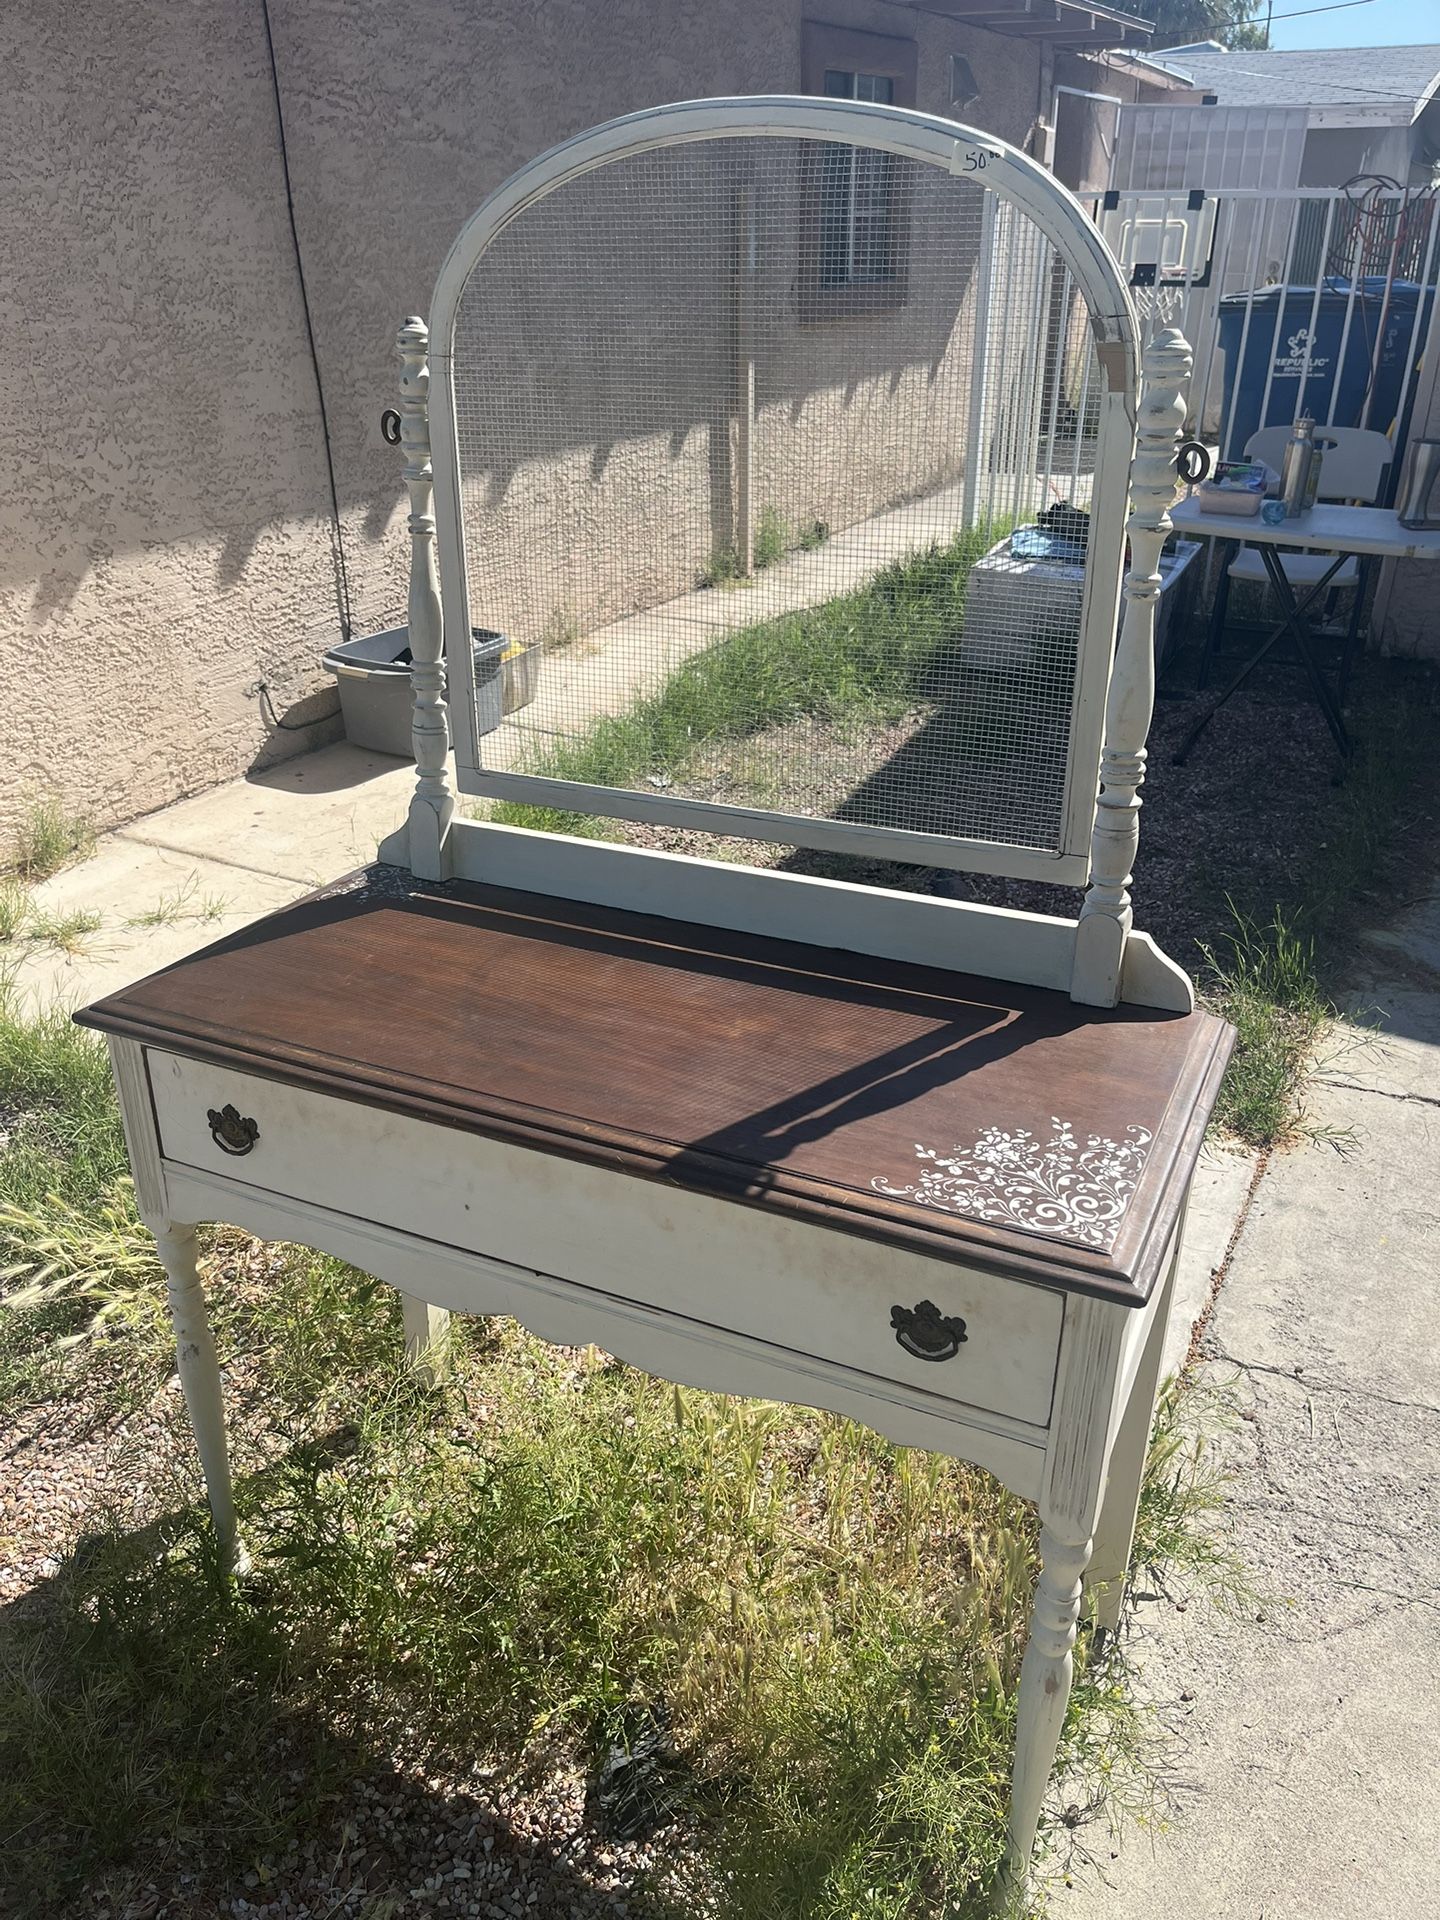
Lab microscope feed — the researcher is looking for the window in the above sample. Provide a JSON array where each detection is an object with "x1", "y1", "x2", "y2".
[
  {"x1": 801, "y1": 22, "x2": 917, "y2": 319},
  {"x1": 819, "y1": 68, "x2": 898, "y2": 287}
]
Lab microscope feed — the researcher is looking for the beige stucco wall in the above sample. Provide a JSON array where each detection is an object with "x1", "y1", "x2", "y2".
[
  {"x1": 0, "y1": 0, "x2": 1048, "y2": 839},
  {"x1": 0, "y1": 0, "x2": 345, "y2": 838}
]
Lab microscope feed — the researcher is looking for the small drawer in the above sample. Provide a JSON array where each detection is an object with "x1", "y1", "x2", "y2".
[{"x1": 147, "y1": 1048, "x2": 1064, "y2": 1429}]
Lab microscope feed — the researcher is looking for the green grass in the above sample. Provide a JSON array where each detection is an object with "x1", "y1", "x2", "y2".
[
  {"x1": 1199, "y1": 670, "x2": 1440, "y2": 1148},
  {"x1": 0, "y1": 977, "x2": 164, "y2": 1409},
  {"x1": 752, "y1": 503, "x2": 790, "y2": 570},
  {"x1": 125, "y1": 875, "x2": 228, "y2": 930},
  {"x1": 0, "y1": 879, "x2": 28, "y2": 944},
  {"x1": 497, "y1": 526, "x2": 997, "y2": 836},
  {"x1": 0, "y1": 987, "x2": 1239, "y2": 1918},
  {"x1": 0, "y1": 1326, "x2": 1227, "y2": 1920},
  {"x1": 1202, "y1": 907, "x2": 1328, "y2": 1146},
  {"x1": 21, "y1": 907, "x2": 103, "y2": 957},
  {"x1": 6, "y1": 796, "x2": 94, "y2": 882}
]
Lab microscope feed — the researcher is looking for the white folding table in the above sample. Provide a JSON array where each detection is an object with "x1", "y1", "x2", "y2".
[{"x1": 1170, "y1": 499, "x2": 1440, "y2": 764}]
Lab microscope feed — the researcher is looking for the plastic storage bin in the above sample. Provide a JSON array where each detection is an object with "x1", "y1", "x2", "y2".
[
  {"x1": 500, "y1": 638, "x2": 541, "y2": 716},
  {"x1": 322, "y1": 627, "x2": 505, "y2": 757},
  {"x1": 961, "y1": 531, "x2": 1201, "y2": 672},
  {"x1": 1216, "y1": 278, "x2": 1435, "y2": 457}
]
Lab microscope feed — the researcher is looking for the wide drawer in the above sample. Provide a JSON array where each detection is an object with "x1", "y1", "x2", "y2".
[{"x1": 148, "y1": 1048, "x2": 1064, "y2": 1429}]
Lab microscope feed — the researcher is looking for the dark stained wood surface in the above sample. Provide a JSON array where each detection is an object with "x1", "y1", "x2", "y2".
[{"x1": 77, "y1": 868, "x2": 1233, "y2": 1306}]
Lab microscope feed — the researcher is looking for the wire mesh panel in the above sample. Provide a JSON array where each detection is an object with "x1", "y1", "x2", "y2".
[{"x1": 438, "y1": 110, "x2": 1132, "y2": 878}]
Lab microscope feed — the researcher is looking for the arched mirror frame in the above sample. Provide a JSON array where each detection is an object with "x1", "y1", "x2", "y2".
[{"x1": 425, "y1": 96, "x2": 1141, "y2": 889}]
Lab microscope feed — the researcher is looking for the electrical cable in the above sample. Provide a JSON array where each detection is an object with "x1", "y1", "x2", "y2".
[
  {"x1": 259, "y1": 0, "x2": 355, "y2": 666},
  {"x1": 257, "y1": 681, "x2": 330, "y2": 733},
  {"x1": 1264, "y1": 0, "x2": 1376, "y2": 20}
]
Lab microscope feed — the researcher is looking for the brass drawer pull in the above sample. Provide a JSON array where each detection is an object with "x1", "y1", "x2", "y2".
[
  {"x1": 891, "y1": 1299, "x2": 968, "y2": 1362},
  {"x1": 207, "y1": 1104, "x2": 259, "y2": 1156}
]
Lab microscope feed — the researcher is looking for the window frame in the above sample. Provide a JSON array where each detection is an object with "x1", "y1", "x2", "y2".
[{"x1": 799, "y1": 21, "x2": 919, "y2": 321}]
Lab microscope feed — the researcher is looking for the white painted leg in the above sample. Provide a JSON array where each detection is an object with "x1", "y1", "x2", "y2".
[
  {"x1": 1007, "y1": 1516, "x2": 1093, "y2": 1883},
  {"x1": 401, "y1": 1293, "x2": 451, "y2": 1385},
  {"x1": 1004, "y1": 1291, "x2": 1122, "y2": 1897},
  {"x1": 1087, "y1": 1260, "x2": 1178, "y2": 1635},
  {"x1": 155, "y1": 1223, "x2": 242, "y2": 1564}
]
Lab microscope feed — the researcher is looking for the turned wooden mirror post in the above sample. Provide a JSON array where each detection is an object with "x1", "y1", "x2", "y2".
[
  {"x1": 1073, "y1": 325, "x2": 1193, "y2": 1009},
  {"x1": 395, "y1": 315, "x2": 454, "y2": 884}
]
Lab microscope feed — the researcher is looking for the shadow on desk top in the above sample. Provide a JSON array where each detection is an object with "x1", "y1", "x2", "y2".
[{"x1": 77, "y1": 866, "x2": 1233, "y2": 1308}]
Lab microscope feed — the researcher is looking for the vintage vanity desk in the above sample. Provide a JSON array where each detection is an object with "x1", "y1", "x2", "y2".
[{"x1": 79, "y1": 100, "x2": 1231, "y2": 1892}]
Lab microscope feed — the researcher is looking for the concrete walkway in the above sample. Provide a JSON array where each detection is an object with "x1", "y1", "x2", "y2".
[
  {"x1": 5, "y1": 744, "x2": 419, "y2": 1011},
  {"x1": 1064, "y1": 893, "x2": 1440, "y2": 1917}
]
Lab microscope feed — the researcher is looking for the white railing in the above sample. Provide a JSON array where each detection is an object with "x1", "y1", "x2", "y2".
[{"x1": 1090, "y1": 185, "x2": 1440, "y2": 478}]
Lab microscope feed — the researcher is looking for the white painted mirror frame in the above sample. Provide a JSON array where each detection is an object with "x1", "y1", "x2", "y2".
[{"x1": 378, "y1": 98, "x2": 1194, "y2": 1014}]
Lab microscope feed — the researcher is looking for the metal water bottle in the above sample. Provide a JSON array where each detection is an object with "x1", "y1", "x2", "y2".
[{"x1": 1280, "y1": 415, "x2": 1316, "y2": 518}]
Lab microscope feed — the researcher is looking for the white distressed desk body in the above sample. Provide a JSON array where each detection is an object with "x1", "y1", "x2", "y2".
[{"x1": 82, "y1": 98, "x2": 1233, "y2": 1899}]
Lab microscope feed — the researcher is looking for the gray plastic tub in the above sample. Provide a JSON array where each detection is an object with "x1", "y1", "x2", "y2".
[{"x1": 322, "y1": 627, "x2": 504, "y2": 758}]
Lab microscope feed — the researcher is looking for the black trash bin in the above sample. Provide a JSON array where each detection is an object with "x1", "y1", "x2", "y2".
[{"x1": 322, "y1": 627, "x2": 505, "y2": 757}]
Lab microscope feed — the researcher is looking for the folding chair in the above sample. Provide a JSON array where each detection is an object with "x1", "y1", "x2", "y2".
[{"x1": 1196, "y1": 425, "x2": 1392, "y2": 700}]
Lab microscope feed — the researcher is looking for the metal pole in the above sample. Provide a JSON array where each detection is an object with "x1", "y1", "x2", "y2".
[
  {"x1": 964, "y1": 192, "x2": 997, "y2": 529},
  {"x1": 735, "y1": 184, "x2": 756, "y2": 575}
]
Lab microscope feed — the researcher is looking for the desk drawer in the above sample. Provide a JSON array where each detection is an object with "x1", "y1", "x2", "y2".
[{"x1": 148, "y1": 1048, "x2": 1063, "y2": 1428}]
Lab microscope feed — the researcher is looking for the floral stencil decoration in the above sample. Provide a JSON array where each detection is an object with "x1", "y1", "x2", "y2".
[{"x1": 871, "y1": 1117, "x2": 1152, "y2": 1251}]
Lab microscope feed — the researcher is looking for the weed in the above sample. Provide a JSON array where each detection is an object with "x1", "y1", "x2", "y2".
[
  {"x1": 541, "y1": 605, "x2": 582, "y2": 654},
  {"x1": 703, "y1": 509, "x2": 826, "y2": 586},
  {"x1": 23, "y1": 908, "x2": 103, "y2": 957},
  {"x1": 1202, "y1": 906, "x2": 1327, "y2": 1146},
  {"x1": 7, "y1": 795, "x2": 94, "y2": 881},
  {"x1": 0, "y1": 982, "x2": 151, "y2": 1409},
  {"x1": 0, "y1": 879, "x2": 28, "y2": 943},
  {"x1": 752, "y1": 504, "x2": 789, "y2": 570},
  {"x1": 0, "y1": 1182, "x2": 163, "y2": 1342},
  {"x1": 126, "y1": 875, "x2": 228, "y2": 929},
  {"x1": 1130, "y1": 1376, "x2": 1248, "y2": 1611},
  {"x1": 701, "y1": 543, "x2": 745, "y2": 588},
  {"x1": 0, "y1": 1158, "x2": 1243, "y2": 1920},
  {"x1": 1194, "y1": 672, "x2": 1440, "y2": 1149}
]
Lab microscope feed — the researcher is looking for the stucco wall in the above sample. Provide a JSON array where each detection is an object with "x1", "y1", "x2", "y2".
[
  {"x1": 0, "y1": 0, "x2": 344, "y2": 838},
  {"x1": 0, "y1": 0, "x2": 1045, "y2": 839}
]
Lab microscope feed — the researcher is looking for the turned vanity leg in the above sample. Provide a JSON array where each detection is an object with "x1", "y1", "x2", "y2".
[
  {"x1": 401, "y1": 1294, "x2": 451, "y2": 1385},
  {"x1": 1005, "y1": 1294, "x2": 1119, "y2": 1894},
  {"x1": 155, "y1": 1223, "x2": 242, "y2": 1563},
  {"x1": 1007, "y1": 1515, "x2": 1094, "y2": 1882},
  {"x1": 1087, "y1": 1256, "x2": 1178, "y2": 1636}
]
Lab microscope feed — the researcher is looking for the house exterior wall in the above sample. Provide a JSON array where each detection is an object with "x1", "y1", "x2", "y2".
[{"x1": 0, "y1": 0, "x2": 1048, "y2": 840}]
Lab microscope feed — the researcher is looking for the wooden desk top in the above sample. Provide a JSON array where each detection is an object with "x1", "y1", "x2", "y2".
[{"x1": 78, "y1": 867, "x2": 1232, "y2": 1308}]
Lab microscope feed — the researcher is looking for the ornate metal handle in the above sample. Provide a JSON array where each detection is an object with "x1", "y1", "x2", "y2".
[
  {"x1": 207, "y1": 1104, "x2": 259, "y2": 1157},
  {"x1": 891, "y1": 1299, "x2": 968, "y2": 1363}
]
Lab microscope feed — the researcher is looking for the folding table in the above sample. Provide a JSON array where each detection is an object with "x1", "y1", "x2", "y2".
[{"x1": 1170, "y1": 500, "x2": 1440, "y2": 764}]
